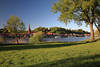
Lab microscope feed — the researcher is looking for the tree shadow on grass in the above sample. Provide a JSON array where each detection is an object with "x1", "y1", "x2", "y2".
[
  {"x1": 26, "y1": 54, "x2": 100, "y2": 67},
  {"x1": 0, "y1": 40, "x2": 97, "y2": 51}
]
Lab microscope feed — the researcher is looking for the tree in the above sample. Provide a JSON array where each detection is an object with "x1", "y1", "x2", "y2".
[
  {"x1": 49, "y1": 27, "x2": 66, "y2": 34},
  {"x1": 29, "y1": 32, "x2": 44, "y2": 44},
  {"x1": 94, "y1": 1, "x2": 100, "y2": 33},
  {"x1": 33, "y1": 27, "x2": 48, "y2": 33},
  {"x1": 51, "y1": 0, "x2": 99, "y2": 40},
  {"x1": 0, "y1": 26, "x2": 8, "y2": 33},
  {"x1": 6, "y1": 15, "x2": 26, "y2": 33},
  {"x1": 6, "y1": 15, "x2": 26, "y2": 44},
  {"x1": 18, "y1": 22, "x2": 26, "y2": 33},
  {"x1": 49, "y1": 27, "x2": 59, "y2": 33}
]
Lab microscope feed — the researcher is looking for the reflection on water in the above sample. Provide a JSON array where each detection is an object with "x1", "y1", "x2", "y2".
[{"x1": 43, "y1": 37, "x2": 90, "y2": 42}]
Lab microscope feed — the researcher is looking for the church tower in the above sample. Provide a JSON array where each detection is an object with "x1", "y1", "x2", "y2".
[{"x1": 28, "y1": 24, "x2": 31, "y2": 34}]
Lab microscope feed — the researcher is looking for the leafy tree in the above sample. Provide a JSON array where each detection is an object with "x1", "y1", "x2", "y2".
[
  {"x1": 66, "y1": 29, "x2": 72, "y2": 34},
  {"x1": 6, "y1": 15, "x2": 26, "y2": 44},
  {"x1": 6, "y1": 15, "x2": 26, "y2": 33},
  {"x1": 49, "y1": 27, "x2": 66, "y2": 34},
  {"x1": 51, "y1": 0, "x2": 99, "y2": 40},
  {"x1": 33, "y1": 27, "x2": 48, "y2": 33},
  {"x1": 29, "y1": 32, "x2": 44, "y2": 44},
  {"x1": 0, "y1": 26, "x2": 8, "y2": 33},
  {"x1": 18, "y1": 22, "x2": 26, "y2": 33},
  {"x1": 49, "y1": 27, "x2": 58, "y2": 33},
  {"x1": 49, "y1": 27, "x2": 89, "y2": 34},
  {"x1": 94, "y1": 1, "x2": 100, "y2": 33}
]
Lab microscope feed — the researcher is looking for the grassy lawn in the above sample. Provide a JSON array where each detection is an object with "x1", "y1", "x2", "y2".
[{"x1": 0, "y1": 40, "x2": 100, "y2": 67}]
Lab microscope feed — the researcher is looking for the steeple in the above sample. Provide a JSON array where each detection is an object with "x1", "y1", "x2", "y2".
[{"x1": 28, "y1": 24, "x2": 31, "y2": 34}]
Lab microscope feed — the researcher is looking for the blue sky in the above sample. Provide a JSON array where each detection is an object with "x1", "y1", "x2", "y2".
[{"x1": 0, "y1": 0, "x2": 96, "y2": 32}]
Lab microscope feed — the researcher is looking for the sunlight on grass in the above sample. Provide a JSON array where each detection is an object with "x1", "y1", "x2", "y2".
[{"x1": 0, "y1": 40, "x2": 100, "y2": 67}]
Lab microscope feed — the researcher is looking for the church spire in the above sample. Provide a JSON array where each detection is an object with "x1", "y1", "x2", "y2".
[{"x1": 28, "y1": 24, "x2": 31, "y2": 34}]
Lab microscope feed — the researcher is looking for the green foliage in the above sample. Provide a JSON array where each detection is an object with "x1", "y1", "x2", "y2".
[
  {"x1": 71, "y1": 29, "x2": 89, "y2": 34},
  {"x1": 51, "y1": 0, "x2": 100, "y2": 40},
  {"x1": 18, "y1": 22, "x2": 26, "y2": 33},
  {"x1": 32, "y1": 26, "x2": 89, "y2": 34},
  {"x1": 0, "y1": 27, "x2": 8, "y2": 33},
  {"x1": 29, "y1": 32, "x2": 44, "y2": 44},
  {"x1": 49, "y1": 27, "x2": 89, "y2": 34},
  {"x1": 33, "y1": 27, "x2": 48, "y2": 33},
  {"x1": 6, "y1": 15, "x2": 26, "y2": 33},
  {"x1": 51, "y1": 0, "x2": 99, "y2": 24},
  {"x1": 49, "y1": 27, "x2": 66, "y2": 34}
]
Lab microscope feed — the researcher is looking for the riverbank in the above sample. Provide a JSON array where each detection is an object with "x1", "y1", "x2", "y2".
[
  {"x1": 2, "y1": 36, "x2": 90, "y2": 44},
  {"x1": 0, "y1": 39, "x2": 100, "y2": 67}
]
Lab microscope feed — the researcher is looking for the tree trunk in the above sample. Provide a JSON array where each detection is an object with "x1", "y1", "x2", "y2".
[
  {"x1": 94, "y1": 22, "x2": 100, "y2": 34},
  {"x1": 89, "y1": 23, "x2": 94, "y2": 40}
]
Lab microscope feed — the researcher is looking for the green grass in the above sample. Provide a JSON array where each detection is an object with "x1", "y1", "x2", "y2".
[{"x1": 0, "y1": 40, "x2": 100, "y2": 67}]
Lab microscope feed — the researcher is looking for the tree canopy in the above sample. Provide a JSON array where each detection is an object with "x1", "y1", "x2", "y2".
[
  {"x1": 49, "y1": 27, "x2": 66, "y2": 34},
  {"x1": 52, "y1": 0, "x2": 99, "y2": 23},
  {"x1": 51, "y1": 0, "x2": 100, "y2": 40},
  {"x1": 33, "y1": 27, "x2": 48, "y2": 33},
  {"x1": 6, "y1": 15, "x2": 26, "y2": 33},
  {"x1": 33, "y1": 26, "x2": 89, "y2": 34}
]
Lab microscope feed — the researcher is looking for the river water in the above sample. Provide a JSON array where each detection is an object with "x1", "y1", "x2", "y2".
[
  {"x1": 3, "y1": 36, "x2": 90, "y2": 44},
  {"x1": 43, "y1": 36, "x2": 90, "y2": 42}
]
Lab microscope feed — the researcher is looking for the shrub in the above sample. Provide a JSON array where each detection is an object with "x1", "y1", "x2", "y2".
[
  {"x1": 29, "y1": 32, "x2": 44, "y2": 44},
  {"x1": 0, "y1": 37, "x2": 4, "y2": 43}
]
